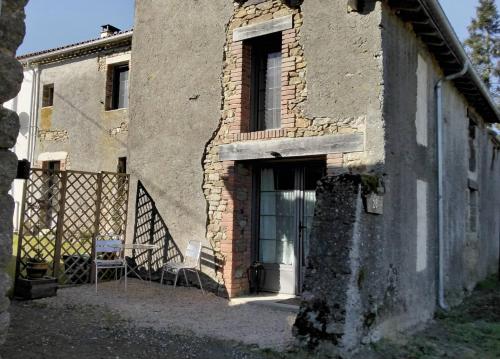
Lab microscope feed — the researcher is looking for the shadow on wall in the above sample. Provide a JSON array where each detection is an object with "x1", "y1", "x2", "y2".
[
  {"x1": 18, "y1": 112, "x2": 29, "y2": 137},
  {"x1": 53, "y1": 85, "x2": 229, "y2": 292},
  {"x1": 129, "y1": 180, "x2": 227, "y2": 296},
  {"x1": 52, "y1": 90, "x2": 207, "y2": 237}
]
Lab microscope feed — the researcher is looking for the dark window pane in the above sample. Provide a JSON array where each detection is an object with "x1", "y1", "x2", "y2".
[
  {"x1": 274, "y1": 167, "x2": 295, "y2": 190},
  {"x1": 117, "y1": 157, "x2": 127, "y2": 174},
  {"x1": 42, "y1": 84, "x2": 54, "y2": 107},
  {"x1": 250, "y1": 33, "x2": 282, "y2": 131},
  {"x1": 468, "y1": 121, "x2": 476, "y2": 172},
  {"x1": 304, "y1": 166, "x2": 325, "y2": 190},
  {"x1": 112, "y1": 65, "x2": 129, "y2": 109},
  {"x1": 264, "y1": 51, "x2": 282, "y2": 129}
]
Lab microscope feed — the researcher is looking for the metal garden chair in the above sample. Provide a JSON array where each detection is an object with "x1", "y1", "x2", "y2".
[
  {"x1": 94, "y1": 234, "x2": 127, "y2": 293},
  {"x1": 160, "y1": 240, "x2": 204, "y2": 294}
]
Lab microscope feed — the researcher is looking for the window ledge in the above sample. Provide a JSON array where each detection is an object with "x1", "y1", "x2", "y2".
[
  {"x1": 235, "y1": 128, "x2": 285, "y2": 141},
  {"x1": 104, "y1": 108, "x2": 128, "y2": 113}
]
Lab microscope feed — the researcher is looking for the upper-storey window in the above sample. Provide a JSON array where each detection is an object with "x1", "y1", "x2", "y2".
[
  {"x1": 249, "y1": 33, "x2": 282, "y2": 131},
  {"x1": 42, "y1": 84, "x2": 54, "y2": 107},
  {"x1": 112, "y1": 64, "x2": 129, "y2": 110},
  {"x1": 106, "y1": 63, "x2": 129, "y2": 110}
]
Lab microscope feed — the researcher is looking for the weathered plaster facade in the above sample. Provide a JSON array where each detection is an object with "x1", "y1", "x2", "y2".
[
  {"x1": 127, "y1": 0, "x2": 500, "y2": 354},
  {"x1": 31, "y1": 47, "x2": 131, "y2": 173},
  {"x1": 127, "y1": 0, "x2": 233, "y2": 292},
  {"x1": 6, "y1": 30, "x2": 132, "y2": 234},
  {"x1": 200, "y1": 0, "x2": 383, "y2": 297},
  {"x1": 294, "y1": 3, "x2": 500, "y2": 354},
  {"x1": 0, "y1": 0, "x2": 27, "y2": 348}
]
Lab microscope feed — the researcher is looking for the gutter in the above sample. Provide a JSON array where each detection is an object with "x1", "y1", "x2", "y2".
[
  {"x1": 18, "y1": 31, "x2": 133, "y2": 65},
  {"x1": 417, "y1": 0, "x2": 500, "y2": 121},
  {"x1": 435, "y1": 63, "x2": 469, "y2": 311}
]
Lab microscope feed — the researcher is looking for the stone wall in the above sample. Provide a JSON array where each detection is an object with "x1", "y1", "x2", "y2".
[
  {"x1": 0, "y1": 0, "x2": 28, "y2": 348},
  {"x1": 294, "y1": 175, "x2": 364, "y2": 356},
  {"x1": 202, "y1": 0, "x2": 379, "y2": 297}
]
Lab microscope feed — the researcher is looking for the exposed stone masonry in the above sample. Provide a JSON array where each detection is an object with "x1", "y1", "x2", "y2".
[
  {"x1": 0, "y1": 0, "x2": 28, "y2": 349},
  {"x1": 109, "y1": 122, "x2": 128, "y2": 136},
  {"x1": 202, "y1": 0, "x2": 366, "y2": 297},
  {"x1": 38, "y1": 129, "x2": 69, "y2": 142},
  {"x1": 293, "y1": 174, "x2": 363, "y2": 356}
]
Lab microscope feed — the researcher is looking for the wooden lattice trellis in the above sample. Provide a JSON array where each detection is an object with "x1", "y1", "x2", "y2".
[{"x1": 15, "y1": 169, "x2": 130, "y2": 286}]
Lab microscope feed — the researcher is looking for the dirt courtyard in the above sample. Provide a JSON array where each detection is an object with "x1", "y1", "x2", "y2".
[
  {"x1": 1, "y1": 277, "x2": 500, "y2": 359},
  {"x1": 1, "y1": 279, "x2": 298, "y2": 359}
]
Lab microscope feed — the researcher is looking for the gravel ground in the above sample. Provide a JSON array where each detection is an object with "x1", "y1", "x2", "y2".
[
  {"x1": 0, "y1": 300, "x2": 289, "y2": 359},
  {"x1": 30, "y1": 279, "x2": 296, "y2": 350}
]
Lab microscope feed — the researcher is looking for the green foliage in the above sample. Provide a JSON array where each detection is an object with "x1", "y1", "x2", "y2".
[{"x1": 464, "y1": 0, "x2": 500, "y2": 100}]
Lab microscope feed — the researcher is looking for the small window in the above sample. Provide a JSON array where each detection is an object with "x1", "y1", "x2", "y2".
[
  {"x1": 249, "y1": 33, "x2": 282, "y2": 131},
  {"x1": 468, "y1": 120, "x2": 477, "y2": 173},
  {"x1": 107, "y1": 64, "x2": 129, "y2": 110},
  {"x1": 117, "y1": 157, "x2": 127, "y2": 174},
  {"x1": 42, "y1": 84, "x2": 54, "y2": 107},
  {"x1": 467, "y1": 189, "x2": 478, "y2": 233},
  {"x1": 42, "y1": 160, "x2": 60, "y2": 172}
]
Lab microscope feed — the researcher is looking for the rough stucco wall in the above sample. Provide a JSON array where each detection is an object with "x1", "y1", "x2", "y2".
[
  {"x1": 0, "y1": 0, "x2": 27, "y2": 349},
  {"x1": 297, "y1": 3, "x2": 500, "y2": 352},
  {"x1": 441, "y1": 81, "x2": 500, "y2": 302},
  {"x1": 301, "y1": 0, "x2": 385, "y2": 170},
  {"x1": 35, "y1": 54, "x2": 128, "y2": 172},
  {"x1": 476, "y1": 131, "x2": 500, "y2": 281},
  {"x1": 374, "y1": 6, "x2": 438, "y2": 337},
  {"x1": 379, "y1": 4, "x2": 500, "y2": 337},
  {"x1": 127, "y1": 0, "x2": 232, "y2": 253},
  {"x1": 293, "y1": 0, "x2": 389, "y2": 351}
]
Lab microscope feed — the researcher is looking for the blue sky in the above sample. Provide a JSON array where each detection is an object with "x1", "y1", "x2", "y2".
[
  {"x1": 17, "y1": 0, "x2": 499, "y2": 56},
  {"x1": 439, "y1": 0, "x2": 500, "y2": 40},
  {"x1": 18, "y1": 0, "x2": 135, "y2": 55}
]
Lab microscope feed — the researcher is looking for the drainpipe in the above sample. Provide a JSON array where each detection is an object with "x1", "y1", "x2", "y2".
[
  {"x1": 26, "y1": 62, "x2": 35, "y2": 163},
  {"x1": 435, "y1": 63, "x2": 469, "y2": 310},
  {"x1": 27, "y1": 64, "x2": 41, "y2": 164}
]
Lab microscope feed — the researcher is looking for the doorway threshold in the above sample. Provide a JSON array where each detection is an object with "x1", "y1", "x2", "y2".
[{"x1": 229, "y1": 292, "x2": 300, "y2": 312}]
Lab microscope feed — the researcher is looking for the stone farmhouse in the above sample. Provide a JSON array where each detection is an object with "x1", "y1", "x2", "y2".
[
  {"x1": 5, "y1": 0, "x2": 500, "y2": 353},
  {"x1": 127, "y1": 0, "x2": 500, "y2": 351},
  {"x1": 5, "y1": 25, "x2": 131, "y2": 232}
]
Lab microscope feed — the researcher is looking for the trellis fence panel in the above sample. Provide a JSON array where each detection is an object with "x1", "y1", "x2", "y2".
[{"x1": 15, "y1": 169, "x2": 130, "y2": 286}]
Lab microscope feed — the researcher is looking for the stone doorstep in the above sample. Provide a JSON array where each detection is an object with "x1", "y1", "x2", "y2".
[{"x1": 229, "y1": 292, "x2": 300, "y2": 313}]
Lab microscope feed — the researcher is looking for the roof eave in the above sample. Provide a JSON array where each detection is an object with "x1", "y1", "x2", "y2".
[
  {"x1": 18, "y1": 31, "x2": 133, "y2": 66},
  {"x1": 388, "y1": 0, "x2": 500, "y2": 123}
]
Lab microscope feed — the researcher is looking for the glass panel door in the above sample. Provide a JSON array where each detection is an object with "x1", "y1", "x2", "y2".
[
  {"x1": 258, "y1": 168, "x2": 296, "y2": 266},
  {"x1": 257, "y1": 164, "x2": 324, "y2": 294}
]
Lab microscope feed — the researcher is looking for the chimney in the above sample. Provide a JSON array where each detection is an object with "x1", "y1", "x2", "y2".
[{"x1": 100, "y1": 24, "x2": 121, "y2": 38}]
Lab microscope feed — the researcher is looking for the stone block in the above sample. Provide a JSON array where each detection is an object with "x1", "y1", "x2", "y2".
[
  {"x1": 0, "y1": 0, "x2": 28, "y2": 349},
  {"x1": 0, "y1": 0, "x2": 27, "y2": 54},
  {"x1": 0, "y1": 150, "x2": 17, "y2": 194},
  {"x1": 0, "y1": 52, "x2": 23, "y2": 103},
  {"x1": 0, "y1": 310, "x2": 10, "y2": 346},
  {"x1": 0, "y1": 107, "x2": 20, "y2": 149},
  {"x1": 294, "y1": 175, "x2": 363, "y2": 351}
]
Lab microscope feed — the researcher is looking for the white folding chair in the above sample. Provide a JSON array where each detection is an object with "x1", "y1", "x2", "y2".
[
  {"x1": 94, "y1": 234, "x2": 127, "y2": 293},
  {"x1": 161, "y1": 240, "x2": 204, "y2": 294}
]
